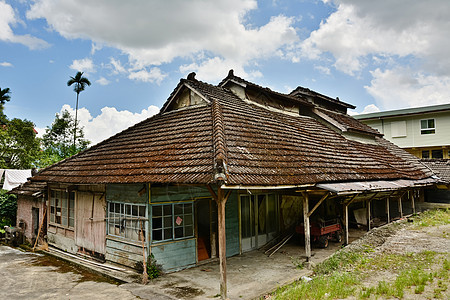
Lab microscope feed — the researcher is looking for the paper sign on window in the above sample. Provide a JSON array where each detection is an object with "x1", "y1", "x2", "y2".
[{"x1": 176, "y1": 216, "x2": 183, "y2": 225}]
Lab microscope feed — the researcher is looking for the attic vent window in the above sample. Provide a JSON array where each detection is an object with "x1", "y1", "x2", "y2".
[{"x1": 420, "y1": 119, "x2": 435, "y2": 134}]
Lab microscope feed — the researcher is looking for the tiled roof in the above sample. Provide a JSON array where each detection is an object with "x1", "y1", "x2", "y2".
[
  {"x1": 317, "y1": 108, "x2": 382, "y2": 136},
  {"x1": 33, "y1": 75, "x2": 432, "y2": 186},
  {"x1": 9, "y1": 180, "x2": 46, "y2": 196},
  {"x1": 420, "y1": 159, "x2": 450, "y2": 182}
]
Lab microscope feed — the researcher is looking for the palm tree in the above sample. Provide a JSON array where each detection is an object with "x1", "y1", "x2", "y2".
[
  {"x1": 0, "y1": 87, "x2": 11, "y2": 125},
  {"x1": 67, "y1": 72, "x2": 91, "y2": 149},
  {"x1": 0, "y1": 87, "x2": 11, "y2": 106}
]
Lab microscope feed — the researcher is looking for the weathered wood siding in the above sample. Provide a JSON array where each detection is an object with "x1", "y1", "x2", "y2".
[
  {"x1": 105, "y1": 184, "x2": 148, "y2": 268},
  {"x1": 150, "y1": 185, "x2": 210, "y2": 202},
  {"x1": 75, "y1": 192, "x2": 106, "y2": 254},
  {"x1": 151, "y1": 239, "x2": 196, "y2": 272},
  {"x1": 106, "y1": 184, "x2": 148, "y2": 203},
  {"x1": 225, "y1": 192, "x2": 239, "y2": 257},
  {"x1": 105, "y1": 237, "x2": 144, "y2": 268}
]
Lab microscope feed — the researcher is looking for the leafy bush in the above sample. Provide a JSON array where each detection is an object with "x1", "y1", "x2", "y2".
[{"x1": 0, "y1": 189, "x2": 17, "y2": 233}]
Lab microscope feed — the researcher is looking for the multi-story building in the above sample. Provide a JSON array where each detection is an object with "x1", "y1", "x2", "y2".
[{"x1": 354, "y1": 104, "x2": 450, "y2": 159}]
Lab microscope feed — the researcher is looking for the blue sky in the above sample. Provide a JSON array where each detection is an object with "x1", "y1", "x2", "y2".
[{"x1": 1, "y1": 0, "x2": 450, "y2": 144}]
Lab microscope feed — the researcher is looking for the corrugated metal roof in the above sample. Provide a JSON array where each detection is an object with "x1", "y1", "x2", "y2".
[{"x1": 317, "y1": 177, "x2": 437, "y2": 195}]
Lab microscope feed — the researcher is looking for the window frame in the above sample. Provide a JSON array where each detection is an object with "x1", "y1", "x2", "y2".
[
  {"x1": 49, "y1": 189, "x2": 75, "y2": 228},
  {"x1": 107, "y1": 201, "x2": 147, "y2": 242},
  {"x1": 420, "y1": 118, "x2": 435, "y2": 135},
  {"x1": 151, "y1": 201, "x2": 194, "y2": 244}
]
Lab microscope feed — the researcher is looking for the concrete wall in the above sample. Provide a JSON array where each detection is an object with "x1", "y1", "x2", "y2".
[
  {"x1": 16, "y1": 195, "x2": 45, "y2": 244},
  {"x1": 362, "y1": 110, "x2": 450, "y2": 149}
]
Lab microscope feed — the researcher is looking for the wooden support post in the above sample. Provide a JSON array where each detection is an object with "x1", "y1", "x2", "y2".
[
  {"x1": 386, "y1": 197, "x2": 390, "y2": 223},
  {"x1": 367, "y1": 200, "x2": 371, "y2": 231},
  {"x1": 213, "y1": 186, "x2": 230, "y2": 300},
  {"x1": 302, "y1": 193, "x2": 311, "y2": 262},
  {"x1": 344, "y1": 203, "x2": 349, "y2": 245},
  {"x1": 411, "y1": 190, "x2": 416, "y2": 214},
  {"x1": 398, "y1": 194, "x2": 403, "y2": 218},
  {"x1": 343, "y1": 194, "x2": 358, "y2": 246}
]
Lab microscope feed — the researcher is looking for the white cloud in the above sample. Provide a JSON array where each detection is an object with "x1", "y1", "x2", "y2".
[
  {"x1": 26, "y1": 0, "x2": 298, "y2": 80},
  {"x1": 0, "y1": 61, "x2": 13, "y2": 67},
  {"x1": 110, "y1": 58, "x2": 126, "y2": 74},
  {"x1": 96, "y1": 77, "x2": 110, "y2": 86},
  {"x1": 365, "y1": 68, "x2": 450, "y2": 110},
  {"x1": 70, "y1": 58, "x2": 95, "y2": 73},
  {"x1": 0, "y1": 1, "x2": 49, "y2": 49},
  {"x1": 314, "y1": 65, "x2": 331, "y2": 75},
  {"x1": 58, "y1": 104, "x2": 160, "y2": 145},
  {"x1": 301, "y1": 0, "x2": 450, "y2": 76},
  {"x1": 128, "y1": 67, "x2": 166, "y2": 84}
]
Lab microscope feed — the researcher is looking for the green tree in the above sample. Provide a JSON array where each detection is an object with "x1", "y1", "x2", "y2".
[
  {"x1": 0, "y1": 190, "x2": 17, "y2": 232},
  {"x1": 67, "y1": 72, "x2": 91, "y2": 148},
  {"x1": 0, "y1": 118, "x2": 41, "y2": 169},
  {"x1": 40, "y1": 109, "x2": 90, "y2": 167},
  {"x1": 0, "y1": 87, "x2": 11, "y2": 125}
]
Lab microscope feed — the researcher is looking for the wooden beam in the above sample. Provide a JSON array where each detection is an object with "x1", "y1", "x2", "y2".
[
  {"x1": 302, "y1": 192, "x2": 311, "y2": 262},
  {"x1": 344, "y1": 194, "x2": 358, "y2": 245},
  {"x1": 307, "y1": 192, "x2": 330, "y2": 218},
  {"x1": 386, "y1": 197, "x2": 390, "y2": 223},
  {"x1": 398, "y1": 194, "x2": 403, "y2": 218},
  {"x1": 411, "y1": 190, "x2": 416, "y2": 214},
  {"x1": 367, "y1": 199, "x2": 371, "y2": 231},
  {"x1": 206, "y1": 185, "x2": 218, "y2": 202},
  {"x1": 217, "y1": 187, "x2": 227, "y2": 299}
]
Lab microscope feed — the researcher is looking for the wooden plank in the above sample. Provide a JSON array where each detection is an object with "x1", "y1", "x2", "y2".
[
  {"x1": 302, "y1": 192, "x2": 311, "y2": 261},
  {"x1": 225, "y1": 193, "x2": 239, "y2": 257},
  {"x1": 151, "y1": 239, "x2": 196, "y2": 271},
  {"x1": 217, "y1": 187, "x2": 227, "y2": 299},
  {"x1": 76, "y1": 191, "x2": 106, "y2": 254},
  {"x1": 367, "y1": 200, "x2": 371, "y2": 231},
  {"x1": 307, "y1": 192, "x2": 329, "y2": 218},
  {"x1": 386, "y1": 197, "x2": 390, "y2": 223},
  {"x1": 106, "y1": 184, "x2": 148, "y2": 203},
  {"x1": 151, "y1": 185, "x2": 210, "y2": 203},
  {"x1": 398, "y1": 195, "x2": 403, "y2": 218}
]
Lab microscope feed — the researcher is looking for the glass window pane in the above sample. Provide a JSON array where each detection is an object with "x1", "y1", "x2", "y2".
[
  {"x1": 153, "y1": 205, "x2": 162, "y2": 217},
  {"x1": 421, "y1": 120, "x2": 427, "y2": 129},
  {"x1": 139, "y1": 206, "x2": 146, "y2": 217},
  {"x1": 174, "y1": 227, "x2": 183, "y2": 239},
  {"x1": 126, "y1": 204, "x2": 132, "y2": 216},
  {"x1": 174, "y1": 204, "x2": 183, "y2": 215},
  {"x1": 184, "y1": 204, "x2": 192, "y2": 214},
  {"x1": 152, "y1": 217, "x2": 162, "y2": 230},
  {"x1": 164, "y1": 205, "x2": 172, "y2": 215},
  {"x1": 115, "y1": 203, "x2": 121, "y2": 213},
  {"x1": 184, "y1": 215, "x2": 192, "y2": 225},
  {"x1": 164, "y1": 216, "x2": 172, "y2": 227},
  {"x1": 132, "y1": 205, "x2": 138, "y2": 217},
  {"x1": 163, "y1": 228, "x2": 172, "y2": 240},
  {"x1": 153, "y1": 229, "x2": 162, "y2": 241},
  {"x1": 185, "y1": 225, "x2": 193, "y2": 237}
]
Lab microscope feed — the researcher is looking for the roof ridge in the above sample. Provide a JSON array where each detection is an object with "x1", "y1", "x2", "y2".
[{"x1": 211, "y1": 99, "x2": 228, "y2": 182}]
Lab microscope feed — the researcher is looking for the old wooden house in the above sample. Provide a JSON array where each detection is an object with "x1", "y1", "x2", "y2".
[{"x1": 30, "y1": 71, "x2": 436, "y2": 298}]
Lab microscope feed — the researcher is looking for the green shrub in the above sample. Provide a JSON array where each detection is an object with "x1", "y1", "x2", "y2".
[{"x1": 0, "y1": 189, "x2": 17, "y2": 233}]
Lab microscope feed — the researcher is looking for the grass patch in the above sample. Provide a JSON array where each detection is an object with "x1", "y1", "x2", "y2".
[
  {"x1": 410, "y1": 208, "x2": 450, "y2": 228},
  {"x1": 273, "y1": 271, "x2": 358, "y2": 300}
]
